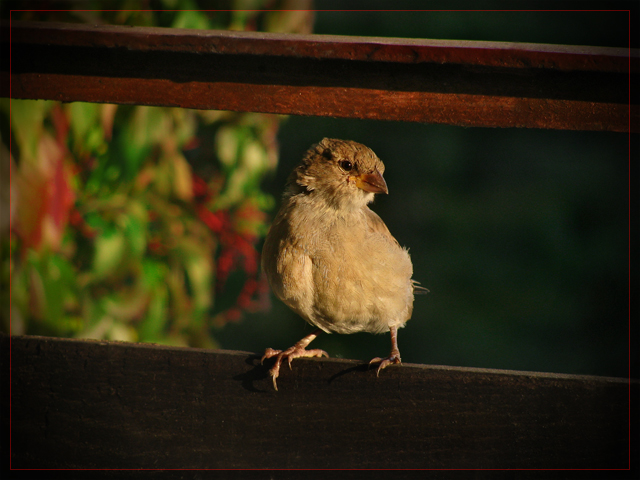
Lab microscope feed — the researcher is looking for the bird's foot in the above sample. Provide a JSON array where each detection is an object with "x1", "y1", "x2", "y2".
[
  {"x1": 261, "y1": 345, "x2": 328, "y2": 391},
  {"x1": 369, "y1": 353, "x2": 401, "y2": 376}
]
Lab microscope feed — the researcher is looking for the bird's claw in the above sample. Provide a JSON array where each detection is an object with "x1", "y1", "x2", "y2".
[
  {"x1": 260, "y1": 348, "x2": 282, "y2": 365},
  {"x1": 261, "y1": 346, "x2": 328, "y2": 391},
  {"x1": 369, "y1": 354, "x2": 401, "y2": 376}
]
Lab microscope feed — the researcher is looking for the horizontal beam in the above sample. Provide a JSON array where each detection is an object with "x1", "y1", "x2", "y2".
[
  {"x1": 2, "y1": 334, "x2": 636, "y2": 470},
  {"x1": 2, "y1": 21, "x2": 637, "y2": 132}
]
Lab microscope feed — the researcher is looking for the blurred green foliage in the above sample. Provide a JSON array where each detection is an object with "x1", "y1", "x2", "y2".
[{"x1": 2, "y1": 3, "x2": 314, "y2": 346}]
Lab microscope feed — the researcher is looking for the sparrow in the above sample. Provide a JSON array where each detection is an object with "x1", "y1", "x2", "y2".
[{"x1": 261, "y1": 138, "x2": 426, "y2": 390}]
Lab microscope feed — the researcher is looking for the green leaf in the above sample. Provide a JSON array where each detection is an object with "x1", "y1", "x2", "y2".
[
  {"x1": 215, "y1": 139, "x2": 269, "y2": 209},
  {"x1": 66, "y1": 102, "x2": 103, "y2": 154},
  {"x1": 174, "y1": 239, "x2": 214, "y2": 323},
  {"x1": 118, "y1": 106, "x2": 167, "y2": 180},
  {"x1": 141, "y1": 259, "x2": 165, "y2": 289},
  {"x1": 93, "y1": 227, "x2": 126, "y2": 279},
  {"x1": 9, "y1": 99, "x2": 54, "y2": 163},
  {"x1": 138, "y1": 284, "x2": 168, "y2": 342},
  {"x1": 121, "y1": 206, "x2": 147, "y2": 259},
  {"x1": 185, "y1": 253, "x2": 213, "y2": 313},
  {"x1": 215, "y1": 126, "x2": 240, "y2": 169},
  {"x1": 170, "y1": 152, "x2": 193, "y2": 201},
  {"x1": 171, "y1": 8, "x2": 211, "y2": 30},
  {"x1": 21, "y1": 253, "x2": 80, "y2": 335}
]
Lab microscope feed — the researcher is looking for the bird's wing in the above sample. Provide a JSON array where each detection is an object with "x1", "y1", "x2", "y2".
[
  {"x1": 365, "y1": 209, "x2": 430, "y2": 295},
  {"x1": 364, "y1": 208, "x2": 401, "y2": 248}
]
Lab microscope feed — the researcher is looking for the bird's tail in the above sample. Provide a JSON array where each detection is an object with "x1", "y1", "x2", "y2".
[{"x1": 412, "y1": 280, "x2": 430, "y2": 294}]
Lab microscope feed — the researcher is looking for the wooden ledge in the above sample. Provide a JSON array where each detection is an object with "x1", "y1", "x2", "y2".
[{"x1": 2, "y1": 334, "x2": 636, "y2": 471}]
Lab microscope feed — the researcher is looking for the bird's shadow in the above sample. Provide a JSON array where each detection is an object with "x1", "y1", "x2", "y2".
[
  {"x1": 327, "y1": 362, "x2": 372, "y2": 383},
  {"x1": 232, "y1": 354, "x2": 272, "y2": 393},
  {"x1": 233, "y1": 353, "x2": 373, "y2": 392}
]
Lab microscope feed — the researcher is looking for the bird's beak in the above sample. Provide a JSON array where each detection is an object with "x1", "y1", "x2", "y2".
[{"x1": 354, "y1": 169, "x2": 388, "y2": 194}]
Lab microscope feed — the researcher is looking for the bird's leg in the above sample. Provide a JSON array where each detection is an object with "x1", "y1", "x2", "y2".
[
  {"x1": 261, "y1": 328, "x2": 328, "y2": 391},
  {"x1": 369, "y1": 325, "x2": 402, "y2": 376}
]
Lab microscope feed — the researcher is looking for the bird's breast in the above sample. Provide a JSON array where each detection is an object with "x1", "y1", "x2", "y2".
[{"x1": 263, "y1": 204, "x2": 414, "y2": 335}]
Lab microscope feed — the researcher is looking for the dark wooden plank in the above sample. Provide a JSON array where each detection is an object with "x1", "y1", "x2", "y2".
[
  {"x1": 4, "y1": 20, "x2": 633, "y2": 71},
  {"x1": 2, "y1": 21, "x2": 637, "y2": 132},
  {"x1": 2, "y1": 334, "x2": 636, "y2": 471}
]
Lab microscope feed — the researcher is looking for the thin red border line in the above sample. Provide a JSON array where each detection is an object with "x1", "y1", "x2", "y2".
[
  {"x1": 627, "y1": 7, "x2": 632, "y2": 473},
  {"x1": 9, "y1": 12, "x2": 12, "y2": 472},
  {"x1": 6, "y1": 7, "x2": 635, "y2": 473},
  {"x1": 5, "y1": 9, "x2": 635, "y2": 12},
  {"x1": 5, "y1": 468, "x2": 636, "y2": 472},
  {"x1": 6, "y1": 6, "x2": 635, "y2": 474},
  {"x1": 7, "y1": 8, "x2": 635, "y2": 472},
  {"x1": 5, "y1": 467, "x2": 637, "y2": 471}
]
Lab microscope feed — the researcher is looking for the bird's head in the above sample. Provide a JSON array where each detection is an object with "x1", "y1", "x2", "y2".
[{"x1": 286, "y1": 138, "x2": 388, "y2": 211}]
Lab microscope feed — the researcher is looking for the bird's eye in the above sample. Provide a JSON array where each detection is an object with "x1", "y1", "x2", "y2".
[{"x1": 339, "y1": 160, "x2": 353, "y2": 172}]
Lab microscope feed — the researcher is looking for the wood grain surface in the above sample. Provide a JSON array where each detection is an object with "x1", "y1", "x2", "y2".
[{"x1": 2, "y1": 334, "x2": 636, "y2": 475}]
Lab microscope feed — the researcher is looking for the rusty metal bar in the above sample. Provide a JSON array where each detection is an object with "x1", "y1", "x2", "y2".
[{"x1": 2, "y1": 20, "x2": 638, "y2": 132}]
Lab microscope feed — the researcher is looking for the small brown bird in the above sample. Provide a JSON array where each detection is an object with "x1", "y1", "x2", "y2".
[{"x1": 261, "y1": 138, "x2": 426, "y2": 390}]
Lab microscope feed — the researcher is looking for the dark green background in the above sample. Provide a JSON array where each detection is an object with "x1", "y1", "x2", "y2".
[{"x1": 216, "y1": 6, "x2": 636, "y2": 379}]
